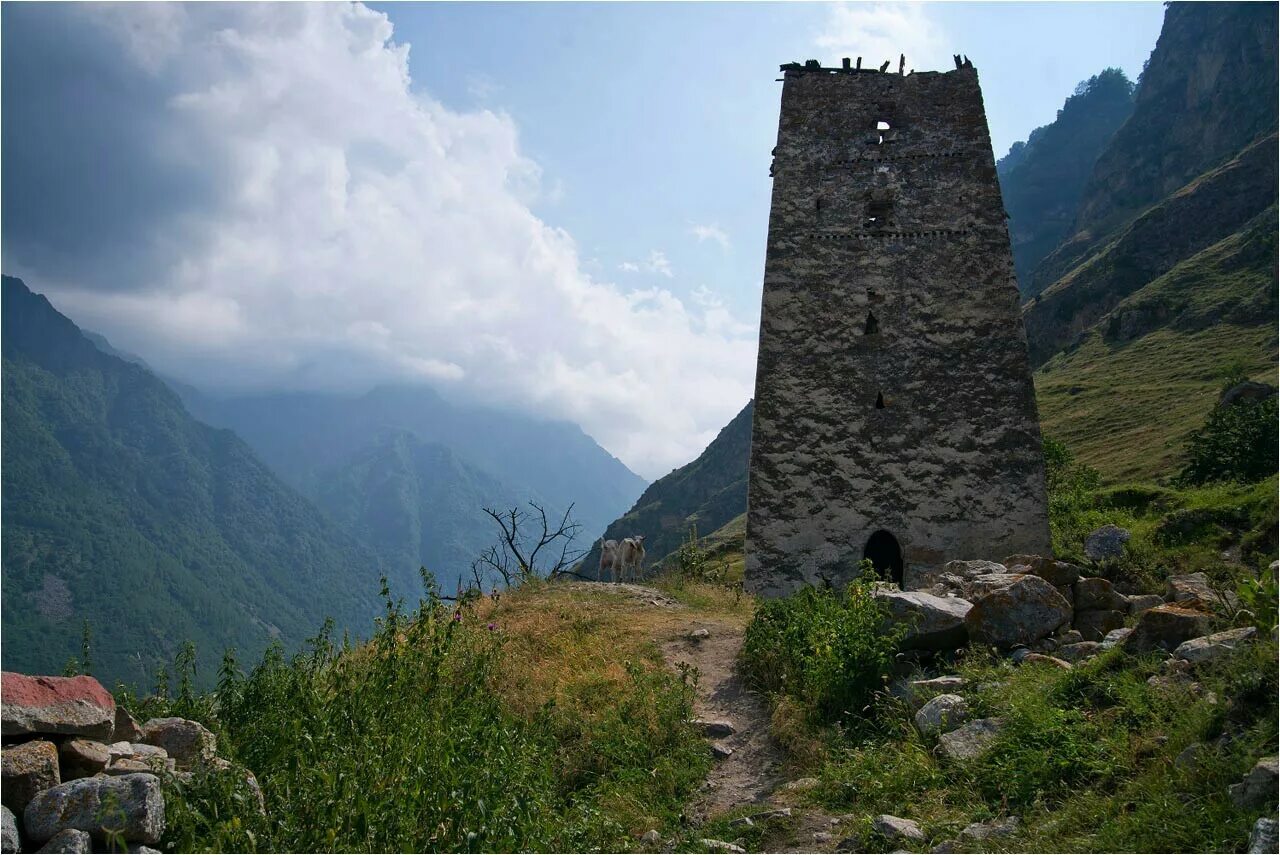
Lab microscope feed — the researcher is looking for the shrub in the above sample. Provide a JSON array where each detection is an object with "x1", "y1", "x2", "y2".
[
  {"x1": 741, "y1": 564, "x2": 903, "y2": 724},
  {"x1": 148, "y1": 576, "x2": 707, "y2": 852},
  {"x1": 1179, "y1": 395, "x2": 1278, "y2": 485}
]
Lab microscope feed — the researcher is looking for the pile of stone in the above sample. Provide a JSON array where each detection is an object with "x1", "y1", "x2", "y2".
[
  {"x1": 2, "y1": 672, "x2": 261, "y2": 854},
  {"x1": 876, "y1": 549, "x2": 1249, "y2": 668}
]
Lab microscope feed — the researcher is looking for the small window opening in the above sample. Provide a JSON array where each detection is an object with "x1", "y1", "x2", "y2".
[
  {"x1": 875, "y1": 120, "x2": 891, "y2": 144},
  {"x1": 875, "y1": 391, "x2": 886, "y2": 409},
  {"x1": 864, "y1": 312, "x2": 879, "y2": 335},
  {"x1": 865, "y1": 200, "x2": 892, "y2": 229}
]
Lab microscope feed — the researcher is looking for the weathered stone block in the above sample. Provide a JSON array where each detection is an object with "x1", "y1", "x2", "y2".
[
  {"x1": 140, "y1": 718, "x2": 215, "y2": 769},
  {"x1": 1, "y1": 675, "x2": 114, "y2": 741},
  {"x1": 1124, "y1": 605, "x2": 1212, "y2": 654},
  {"x1": 873, "y1": 590, "x2": 971, "y2": 650},
  {"x1": 1073, "y1": 608, "x2": 1127, "y2": 642},
  {"x1": 965, "y1": 575, "x2": 1072, "y2": 649},
  {"x1": 2, "y1": 740, "x2": 60, "y2": 814},
  {"x1": 22, "y1": 773, "x2": 164, "y2": 846}
]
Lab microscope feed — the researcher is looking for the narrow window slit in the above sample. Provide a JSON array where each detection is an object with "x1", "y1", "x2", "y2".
[
  {"x1": 875, "y1": 391, "x2": 886, "y2": 409},
  {"x1": 865, "y1": 312, "x2": 879, "y2": 335}
]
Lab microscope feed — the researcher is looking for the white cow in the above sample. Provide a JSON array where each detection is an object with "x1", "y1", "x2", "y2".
[
  {"x1": 598, "y1": 539, "x2": 618, "y2": 582},
  {"x1": 616, "y1": 535, "x2": 646, "y2": 582}
]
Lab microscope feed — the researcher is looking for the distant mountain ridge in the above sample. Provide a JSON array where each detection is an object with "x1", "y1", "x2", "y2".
[
  {"x1": 1, "y1": 276, "x2": 382, "y2": 687},
  {"x1": 182, "y1": 382, "x2": 647, "y2": 593}
]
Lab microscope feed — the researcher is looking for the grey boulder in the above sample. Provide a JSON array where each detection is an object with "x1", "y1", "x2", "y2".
[
  {"x1": 965, "y1": 575, "x2": 1072, "y2": 649},
  {"x1": 872, "y1": 815, "x2": 925, "y2": 843},
  {"x1": 1249, "y1": 817, "x2": 1278, "y2": 854},
  {"x1": 914, "y1": 694, "x2": 969, "y2": 737},
  {"x1": 2, "y1": 806, "x2": 17, "y2": 854},
  {"x1": 1174, "y1": 626, "x2": 1257, "y2": 664},
  {"x1": 1084, "y1": 525, "x2": 1130, "y2": 561},
  {"x1": 141, "y1": 718, "x2": 216, "y2": 769},
  {"x1": 23, "y1": 774, "x2": 164, "y2": 846},
  {"x1": 35, "y1": 830, "x2": 90, "y2": 854},
  {"x1": 874, "y1": 590, "x2": 972, "y2": 651},
  {"x1": 1124, "y1": 605, "x2": 1212, "y2": 654},
  {"x1": 938, "y1": 718, "x2": 1004, "y2": 762},
  {"x1": 1229, "y1": 757, "x2": 1278, "y2": 811}
]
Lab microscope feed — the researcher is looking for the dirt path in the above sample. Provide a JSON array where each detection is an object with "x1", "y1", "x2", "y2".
[{"x1": 662, "y1": 617, "x2": 783, "y2": 818}]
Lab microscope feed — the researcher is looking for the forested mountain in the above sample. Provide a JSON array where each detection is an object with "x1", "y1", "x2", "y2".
[
  {"x1": 579, "y1": 401, "x2": 752, "y2": 575},
  {"x1": 997, "y1": 69, "x2": 1136, "y2": 295},
  {"x1": 182, "y1": 385, "x2": 647, "y2": 592},
  {"x1": 1, "y1": 276, "x2": 382, "y2": 687},
  {"x1": 1027, "y1": 2, "x2": 1278, "y2": 481}
]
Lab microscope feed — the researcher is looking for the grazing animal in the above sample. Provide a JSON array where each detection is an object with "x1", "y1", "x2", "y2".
[
  {"x1": 616, "y1": 535, "x2": 647, "y2": 582},
  {"x1": 599, "y1": 539, "x2": 619, "y2": 582}
]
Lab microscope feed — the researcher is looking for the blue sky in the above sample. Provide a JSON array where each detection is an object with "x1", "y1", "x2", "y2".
[
  {"x1": 382, "y1": 1, "x2": 1165, "y2": 321},
  {"x1": 2, "y1": 2, "x2": 1165, "y2": 478}
]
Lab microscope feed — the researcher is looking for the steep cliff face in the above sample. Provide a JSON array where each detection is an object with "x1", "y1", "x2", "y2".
[
  {"x1": 1031, "y1": 3, "x2": 1278, "y2": 294},
  {"x1": 997, "y1": 69, "x2": 1136, "y2": 295}
]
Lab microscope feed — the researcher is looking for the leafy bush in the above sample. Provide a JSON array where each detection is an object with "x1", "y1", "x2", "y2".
[
  {"x1": 741, "y1": 564, "x2": 903, "y2": 724},
  {"x1": 142, "y1": 576, "x2": 707, "y2": 852},
  {"x1": 1179, "y1": 395, "x2": 1277, "y2": 485}
]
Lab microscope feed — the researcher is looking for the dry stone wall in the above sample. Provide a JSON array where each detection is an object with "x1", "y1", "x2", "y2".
[{"x1": 747, "y1": 61, "x2": 1050, "y2": 597}]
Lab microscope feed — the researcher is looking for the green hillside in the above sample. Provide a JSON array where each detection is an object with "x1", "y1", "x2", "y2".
[
  {"x1": 1, "y1": 276, "x2": 381, "y2": 687},
  {"x1": 1036, "y1": 207, "x2": 1277, "y2": 482}
]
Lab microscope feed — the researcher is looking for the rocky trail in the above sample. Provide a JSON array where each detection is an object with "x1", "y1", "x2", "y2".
[{"x1": 644, "y1": 588, "x2": 840, "y2": 854}]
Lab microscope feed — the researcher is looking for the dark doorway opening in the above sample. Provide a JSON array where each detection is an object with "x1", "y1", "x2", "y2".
[{"x1": 863, "y1": 530, "x2": 904, "y2": 586}]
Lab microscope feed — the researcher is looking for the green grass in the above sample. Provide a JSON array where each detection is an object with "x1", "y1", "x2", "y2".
[
  {"x1": 1036, "y1": 210, "x2": 1277, "y2": 484},
  {"x1": 125, "y1": 578, "x2": 712, "y2": 853},
  {"x1": 781, "y1": 642, "x2": 1277, "y2": 853}
]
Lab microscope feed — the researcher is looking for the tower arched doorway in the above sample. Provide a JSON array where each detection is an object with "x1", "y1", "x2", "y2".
[{"x1": 863, "y1": 530, "x2": 904, "y2": 586}]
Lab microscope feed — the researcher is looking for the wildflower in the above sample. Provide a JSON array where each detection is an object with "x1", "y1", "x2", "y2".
[
  {"x1": 452, "y1": 611, "x2": 462, "y2": 622},
  {"x1": 487, "y1": 622, "x2": 497, "y2": 631}
]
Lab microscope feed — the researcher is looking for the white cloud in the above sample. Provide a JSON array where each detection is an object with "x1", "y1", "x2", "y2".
[
  {"x1": 814, "y1": 2, "x2": 951, "y2": 73},
  {"x1": 34, "y1": 3, "x2": 756, "y2": 479},
  {"x1": 689, "y1": 223, "x2": 731, "y2": 251},
  {"x1": 645, "y1": 250, "x2": 673, "y2": 278},
  {"x1": 618, "y1": 261, "x2": 640, "y2": 273}
]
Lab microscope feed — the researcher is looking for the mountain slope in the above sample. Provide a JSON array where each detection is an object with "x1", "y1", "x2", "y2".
[
  {"x1": 1020, "y1": 2, "x2": 1278, "y2": 482},
  {"x1": 312, "y1": 430, "x2": 514, "y2": 593},
  {"x1": 184, "y1": 387, "x2": 647, "y2": 590},
  {"x1": 1030, "y1": 2, "x2": 1278, "y2": 294},
  {"x1": 580, "y1": 401, "x2": 752, "y2": 576},
  {"x1": 1035, "y1": 206, "x2": 1278, "y2": 482},
  {"x1": 997, "y1": 68, "x2": 1136, "y2": 295},
  {"x1": 1, "y1": 276, "x2": 381, "y2": 687}
]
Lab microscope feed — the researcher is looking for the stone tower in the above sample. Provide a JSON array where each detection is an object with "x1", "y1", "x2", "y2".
[{"x1": 745, "y1": 58, "x2": 1051, "y2": 598}]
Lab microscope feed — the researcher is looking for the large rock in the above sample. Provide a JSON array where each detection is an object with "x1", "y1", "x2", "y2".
[
  {"x1": 924, "y1": 561, "x2": 1007, "y2": 596},
  {"x1": 872, "y1": 815, "x2": 925, "y2": 843},
  {"x1": 964, "y1": 576, "x2": 1072, "y2": 649},
  {"x1": 914, "y1": 694, "x2": 969, "y2": 737},
  {"x1": 938, "y1": 718, "x2": 1004, "y2": 761},
  {"x1": 874, "y1": 590, "x2": 972, "y2": 651},
  {"x1": 1084, "y1": 525, "x2": 1130, "y2": 562},
  {"x1": 1073, "y1": 609, "x2": 1126, "y2": 642},
  {"x1": 112, "y1": 709, "x2": 144, "y2": 744},
  {"x1": 2, "y1": 740, "x2": 60, "y2": 813},
  {"x1": 1123, "y1": 605, "x2": 1213, "y2": 654},
  {"x1": 961, "y1": 816, "x2": 1019, "y2": 840},
  {"x1": 1127, "y1": 594, "x2": 1165, "y2": 615},
  {"x1": 1057, "y1": 642, "x2": 1102, "y2": 663},
  {"x1": 2, "y1": 806, "x2": 17, "y2": 854},
  {"x1": 1074, "y1": 578, "x2": 1127, "y2": 612},
  {"x1": 1249, "y1": 817, "x2": 1278, "y2": 854},
  {"x1": 1174, "y1": 626, "x2": 1257, "y2": 664},
  {"x1": 22, "y1": 774, "x2": 164, "y2": 846},
  {"x1": 141, "y1": 718, "x2": 215, "y2": 769},
  {"x1": 1, "y1": 675, "x2": 114, "y2": 741},
  {"x1": 1164, "y1": 572, "x2": 1232, "y2": 609},
  {"x1": 57, "y1": 740, "x2": 109, "y2": 781},
  {"x1": 35, "y1": 829, "x2": 90, "y2": 854},
  {"x1": 1229, "y1": 757, "x2": 1278, "y2": 811},
  {"x1": 1005, "y1": 555, "x2": 1081, "y2": 589},
  {"x1": 1100, "y1": 627, "x2": 1133, "y2": 648}
]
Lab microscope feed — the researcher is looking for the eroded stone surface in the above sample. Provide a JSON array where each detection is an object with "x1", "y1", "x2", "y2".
[
  {"x1": 874, "y1": 590, "x2": 972, "y2": 650},
  {"x1": 23, "y1": 773, "x2": 164, "y2": 845},
  {"x1": 1229, "y1": 757, "x2": 1278, "y2": 811},
  {"x1": 2, "y1": 740, "x2": 60, "y2": 814},
  {"x1": 1083, "y1": 525, "x2": 1130, "y2": 561},
  {"x1": 1, "y1": 806, "x2": 17, "y2": 854},
  {"x1": 744, "y1": 64, "x2": 1050, "y2": 598},
  {"x1": 965, "y1": 575, "x2": 1072, "y2": 649},
  {"x1": 1, "y1": 674, "x2": 114, "y2": 741},
  {"x1": 35, "y1": 829, "x2": 90, "y2": 854},
  {"x1": 873, "y1": 815, "x2": 925, "y2": 843},
  {"x1": 141, "y1": 718, "x2": 215, "y2": 769},
  {"x1": 1073, "y1": 609, "x2": 1126, "y2": 642},
  {"x1": 1124, "y1": 605, "x2": 1212, "y2": 654},
  {"x1": 914, "y1": 694, "x2": 969, "y2": 736},
  {"x1": 1174, "y1": 626, "x2": 1257, "y2": 664},
  {"x1": 938, "y1": 718, "x2": 1004, "y2": 761}
]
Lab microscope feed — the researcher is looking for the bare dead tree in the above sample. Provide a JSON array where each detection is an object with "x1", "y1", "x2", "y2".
[{"x1": 472, "y1": 501, "x2": 590, "y2": 589}]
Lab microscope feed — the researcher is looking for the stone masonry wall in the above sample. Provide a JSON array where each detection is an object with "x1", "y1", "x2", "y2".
[{"x1": 746, "y1": 63, "x2": 1051, "y2": 598}]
